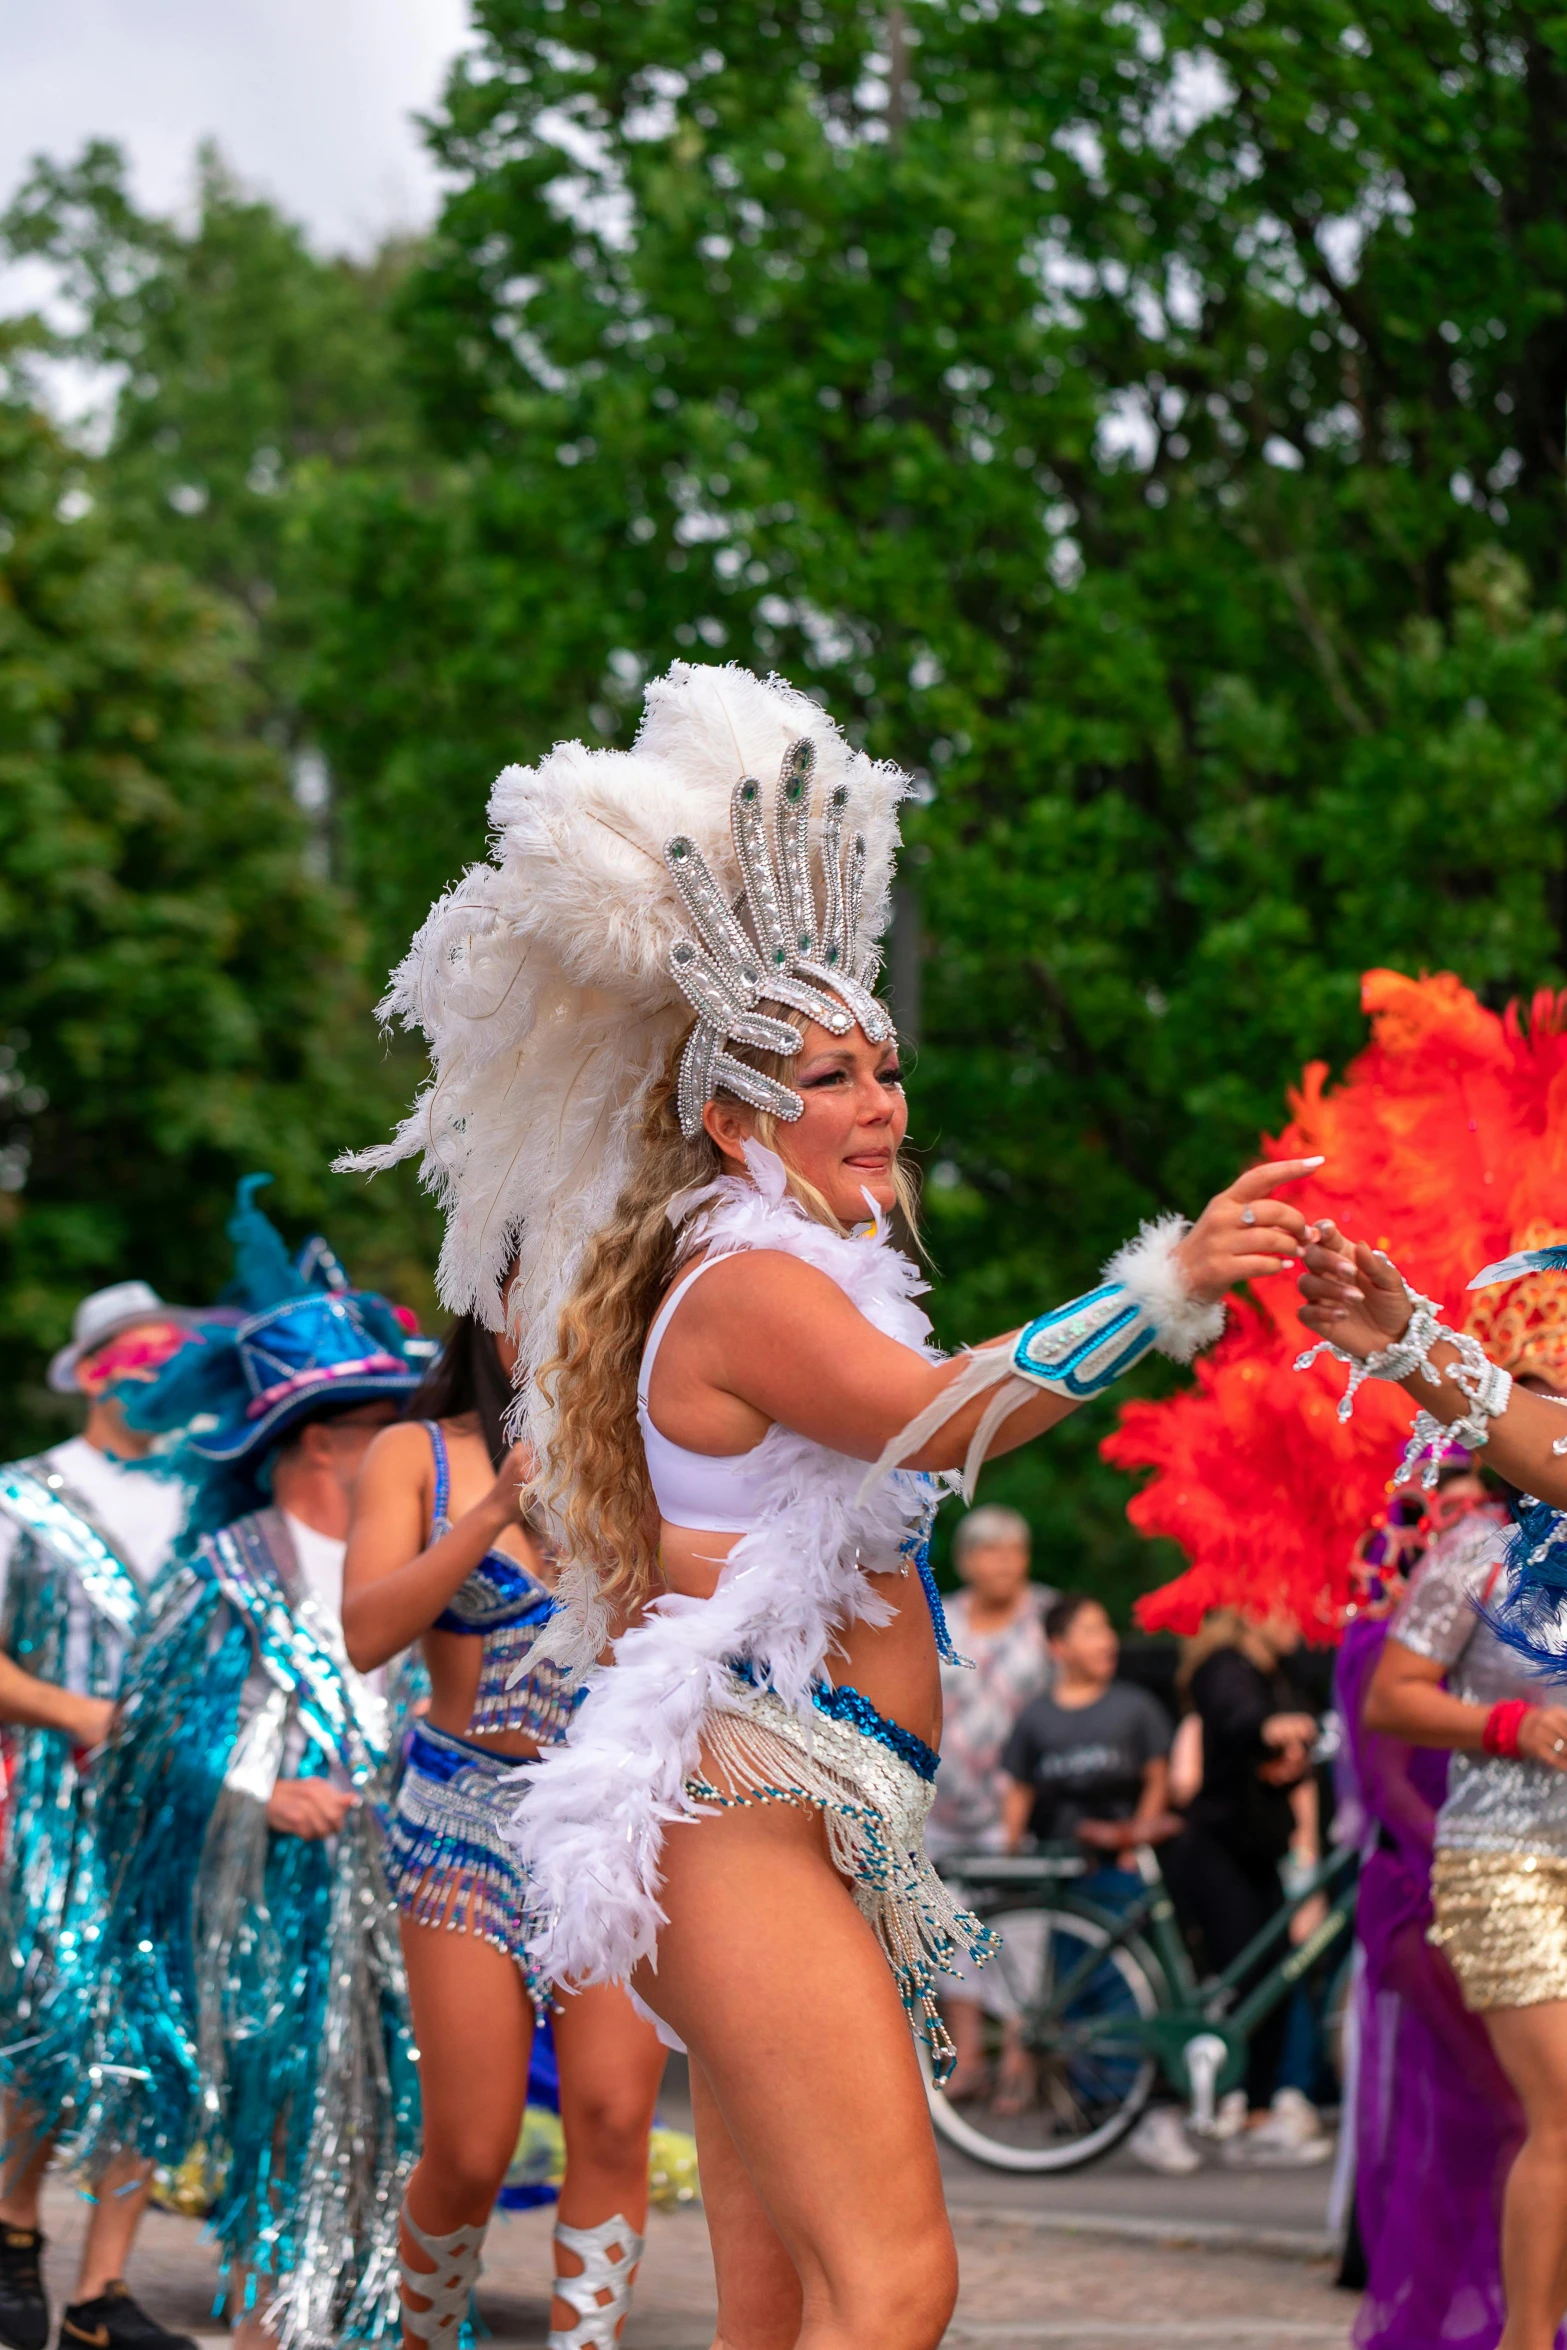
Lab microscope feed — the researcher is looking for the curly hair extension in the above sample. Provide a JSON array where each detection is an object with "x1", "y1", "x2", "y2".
[{"x1": 535, "y1": 1010, "x2": 918, "y2": 1624}]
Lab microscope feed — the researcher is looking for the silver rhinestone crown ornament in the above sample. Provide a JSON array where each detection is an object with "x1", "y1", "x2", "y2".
[{"x1": 664, "y1": 737, "x2": 893, "y2": 1138}]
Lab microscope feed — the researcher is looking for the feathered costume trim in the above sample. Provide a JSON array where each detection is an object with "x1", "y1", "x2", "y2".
[
  {"x1": 862, "y1": 1214, "x2": 1225, "y2": 1503},
  {"x1": 1107, "y1": 970, "x2": 1567, "y2": 1637},
  {"x1": 508, "y1": 1160, "x2": 944, "y2": 1995},
  {"x1": 335, "y1": 664, "x2": 908, "y2": 1560}
]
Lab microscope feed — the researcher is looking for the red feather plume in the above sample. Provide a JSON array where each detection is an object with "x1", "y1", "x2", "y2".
[{"x1": 1107, "y1": 970, "x2": 1567, "y2": 1640}]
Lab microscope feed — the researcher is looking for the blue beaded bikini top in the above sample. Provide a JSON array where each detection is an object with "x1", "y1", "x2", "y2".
[
  {"x1": 424, "y1": 1420, "x2": 553, "y2": 1636},
  {"x1": 421, "y1": 1421, "x2": 580, "y2": 1743}
]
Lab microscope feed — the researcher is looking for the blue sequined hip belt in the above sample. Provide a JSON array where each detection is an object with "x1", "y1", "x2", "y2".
[
  {"x1": 384, "y1": 1720, "x2": 542, "y2": 2001},
  {"x1": 686, "y1": 1669, "x2": 994, "y2": 2084}
]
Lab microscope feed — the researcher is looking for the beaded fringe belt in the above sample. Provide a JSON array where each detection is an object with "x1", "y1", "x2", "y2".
[
  {"x1": 686, "y1": 1673, "x2": 996, "y2": 2082},
  {"x1": 384, "y1": 1721, "x2": 543, "y2": 2000}
]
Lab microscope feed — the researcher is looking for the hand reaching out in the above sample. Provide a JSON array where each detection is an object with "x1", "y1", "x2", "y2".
[
  {"x1": 1174, "y1": 1158, "x2": 1325, "y2": 1305},
  {"x1": 1296, "y1": 1223, "x2": 1416, "y2": 1360},
  {"x1": 66, "y1": 1695, "x2": 115, "y2": 1749}
]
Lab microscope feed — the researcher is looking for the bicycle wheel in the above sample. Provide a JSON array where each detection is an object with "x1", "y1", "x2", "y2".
[{"x1": 928, "y1": 1899, "x2": 1160, "y2": 2173}]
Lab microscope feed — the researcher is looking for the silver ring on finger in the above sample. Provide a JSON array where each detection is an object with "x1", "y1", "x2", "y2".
[
  {"x1": 1555, "y1": 1738, "x2": 1564, "y2": 1756},
  {"x1": 1240, "y1": 1205, "x2": 1257, "y2": 1227}
]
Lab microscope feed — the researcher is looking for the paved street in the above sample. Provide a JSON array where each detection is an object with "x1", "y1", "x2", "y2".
[
  {"x1": 939, "y1": 2132, "x2": 1341, "y2": 2255},
  {"x1": 40, "y1": 2152, "x2": 1358, "y2": 2349}
]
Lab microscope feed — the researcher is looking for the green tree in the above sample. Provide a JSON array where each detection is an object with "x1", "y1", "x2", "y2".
[
  {"x1": 0, "y1": 369, "x2": 429, "y2": 1449},
  {"x1": 3, "y1": 141, "x2": 422, "y2": 772},
  {"x1": 10, "y1": 7, "x2": 1566, "y2": 1605},
  {"x1": 288, "y1": 0, "x2": 1567, "y2": 1600}
]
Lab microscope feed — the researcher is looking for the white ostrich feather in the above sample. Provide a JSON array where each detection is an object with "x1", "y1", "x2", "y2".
[
  {"x1": 337, "y1": 662, "x2": 909, "y2": 1480},
  {"x1": 508, "y1": 1166, "x2": 943, "y2": 1993}
]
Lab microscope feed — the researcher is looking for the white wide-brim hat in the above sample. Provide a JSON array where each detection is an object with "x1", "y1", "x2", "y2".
[{"x1": 47, "y1": 1280, "x2": 200, "y2": 1395}]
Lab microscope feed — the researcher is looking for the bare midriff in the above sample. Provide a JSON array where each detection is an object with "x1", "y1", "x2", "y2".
[
  {"x1": 420, "y1": 1628, "x2": 542, "y2": 1761},
  {"x1": 661, "y1": 1525, "x2": 943, "y2": 1752}
]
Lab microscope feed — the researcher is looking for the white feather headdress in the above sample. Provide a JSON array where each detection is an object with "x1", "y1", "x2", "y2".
[{"x1": 339, "y1": 661, "x2": 909, "y2": 1443}]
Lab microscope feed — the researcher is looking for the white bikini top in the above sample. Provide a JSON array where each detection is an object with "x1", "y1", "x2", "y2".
[{"x1": 636, "y1": 1255, "x2": 773, "y2": 1534}]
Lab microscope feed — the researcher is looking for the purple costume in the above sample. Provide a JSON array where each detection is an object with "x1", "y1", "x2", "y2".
[{"x1": 1337, "y1": 1614, "x2": 1560, "y2": 2349}]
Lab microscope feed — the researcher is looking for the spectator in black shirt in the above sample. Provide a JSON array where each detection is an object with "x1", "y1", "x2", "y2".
[{"x1": 1162, "y1": 1608, "x2": 1328, "y2": 2165}]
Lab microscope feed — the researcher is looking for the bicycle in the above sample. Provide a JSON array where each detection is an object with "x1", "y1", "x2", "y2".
[{"x1": 926, "y1": 1838, "x2": 1358, "y2": 2173}]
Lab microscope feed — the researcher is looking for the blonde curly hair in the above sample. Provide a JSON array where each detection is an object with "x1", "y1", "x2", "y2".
[{"x1": 535, "y1": 1009, "x2": 917, "y2": 1623}]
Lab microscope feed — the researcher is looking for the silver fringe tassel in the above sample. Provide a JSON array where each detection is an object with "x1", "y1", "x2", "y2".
[
  {"x1": 266, "y1": 1809, "x2": 419, "y2": 2350},
  {"x1": 689, "y1": 1689, "x2": 995, "y2": 2082}
]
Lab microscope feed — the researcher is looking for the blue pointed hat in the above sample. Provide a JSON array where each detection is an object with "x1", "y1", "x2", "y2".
[
  {"x1": 124, "y1": 1175, "x2": 423, "y2": 1477},
  {"x1": 188, "y1": 1287, "x2": 419, "y2": 1462}
]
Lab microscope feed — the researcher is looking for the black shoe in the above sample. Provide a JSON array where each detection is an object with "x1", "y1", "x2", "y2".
[
  {"x1": 58, "y1": 2285, "x2": 197, "y2": 2350},
  {"x1": 0, "y1": 2226, "x2": 47, "y2": 2350}
]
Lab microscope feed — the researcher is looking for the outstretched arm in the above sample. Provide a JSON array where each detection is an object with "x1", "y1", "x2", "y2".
[
  {"x1": 1298, "y1": 1231, "x2": 1567, "y2": 1506},
  {"x1": 676, "y1": 1159, "x2": 1319, "y2": 1476}
]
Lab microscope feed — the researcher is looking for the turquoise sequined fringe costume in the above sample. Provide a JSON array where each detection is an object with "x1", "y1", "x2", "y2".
[
  {"x1": 78, "y1": 1508, "x2": 419, "y2": 2347},
  {"x1": 0, "y1": 1459, "x2": 149, "y2": 2143}
]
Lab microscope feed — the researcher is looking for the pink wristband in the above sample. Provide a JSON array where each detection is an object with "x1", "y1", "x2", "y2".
[{"x1": 1482, "y1": 1699, "x2": 1533, "y2": 1759}]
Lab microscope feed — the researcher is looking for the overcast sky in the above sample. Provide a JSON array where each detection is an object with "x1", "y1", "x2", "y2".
[{"x1": 1, "y1": 0, "x2": 472, "y2": 253}]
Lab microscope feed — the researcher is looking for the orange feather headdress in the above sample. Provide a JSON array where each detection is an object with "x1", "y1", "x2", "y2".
[{"x1": 1105, "y1": 970, "x2": 1567, "y2": 1639}]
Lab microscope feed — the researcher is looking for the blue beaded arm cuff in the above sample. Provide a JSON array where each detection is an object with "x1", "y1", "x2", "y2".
[
  {"x1": 866, "y1": 1214, "x2": 1226, "y2": 1499},
  {"x1": 1012, "y1": 1283, "x2": 1161, "y2": 1398}
]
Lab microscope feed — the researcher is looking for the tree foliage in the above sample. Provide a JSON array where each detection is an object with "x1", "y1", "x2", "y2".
[
  {"x1": 6, "y1": 0, "x2": 1567, "y2": 1599},
  {"x1": 0, "y1": 375, "x2": 429, "y2": 1448},
  {"x1": 298, "y1": 0, "x2": 1567, "y2": 1594},
  {"x1": 4, "y1": 141, "x2": 422, "y2": 757}
]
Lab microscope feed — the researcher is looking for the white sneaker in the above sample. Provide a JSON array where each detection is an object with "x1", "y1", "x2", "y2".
[
  {"x1": 1127, "y1": 2107, "x2": 1201, "y2": 2175},
  {"x1": 1223, "y1": 2087, "x2": 1333, "y2": 2167},
  {"x1": 1211, "y1": 2088, "x2": 1250, "y2": 2142}
]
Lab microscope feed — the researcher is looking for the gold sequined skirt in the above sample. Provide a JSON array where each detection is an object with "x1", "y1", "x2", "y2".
[{"x1": 1430, "y1": 1848, "x2": 1567, "y2": 2012}]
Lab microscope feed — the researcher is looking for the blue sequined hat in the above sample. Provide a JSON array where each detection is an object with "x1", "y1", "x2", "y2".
[
  {"x1": 185, "y1": 1287, "x2": 421, "y2": 1463},
  {"x1": 123, "y1": 1173, "x2": 426, "y2": 1477}
]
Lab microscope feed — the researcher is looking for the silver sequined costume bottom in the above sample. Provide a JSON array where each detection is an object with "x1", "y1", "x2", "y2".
[
  {"x1": 686, "y1": 1674, "x2": 996, "y2": 2082},
  {"x1": 384, "y1": 1721, "x2": 543, "y2": 2004},
  {"x1": 1430, "y1": 1847, "x2": 1567, "y2": 2012}
]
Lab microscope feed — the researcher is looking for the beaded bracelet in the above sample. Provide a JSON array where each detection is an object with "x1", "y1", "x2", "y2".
[
  {"x1": 1481, "y1": 1698, "x2": 1533, "y2": 1760},
  {"x1": 1296, "y1": 1269, "x2": 1513, "y2": 1486}
]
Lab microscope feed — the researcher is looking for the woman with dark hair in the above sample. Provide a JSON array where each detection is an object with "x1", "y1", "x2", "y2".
[
  {"x1": 404, "y1": 1313, "x2": 519, "y2": 1469},
  {"x1": 342, "y1": 1314, "x2": 666, "y2": 2350}
]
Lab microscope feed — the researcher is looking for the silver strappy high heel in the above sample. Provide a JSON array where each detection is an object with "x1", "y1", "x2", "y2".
[
  {"x1": 399, "y1": 2207, "x2": 487, "y2": 2344},
  {"x1": 547, "y1": 2213, "x2": 645, "y2": 2350}
]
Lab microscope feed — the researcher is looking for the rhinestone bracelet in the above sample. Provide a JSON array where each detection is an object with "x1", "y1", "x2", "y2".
[
  {"x1": 1295, "y1": 1288, "x2": 1444, "y2": 1422},
  {"x1": 1296, "y1": 1285, "x2": 1513, "y2": 1485}
]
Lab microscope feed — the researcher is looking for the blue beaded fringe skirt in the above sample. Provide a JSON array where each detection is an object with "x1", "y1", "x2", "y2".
[
  {"x1": 686, "y1": 1671, "x2": 996, "y2": 2083},
  {"x1": 384, "y1": 1720, "x2": 543, "y2": 2001}
]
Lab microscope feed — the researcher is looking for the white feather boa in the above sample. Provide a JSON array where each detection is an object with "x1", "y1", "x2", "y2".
[
  {"x1": 508, "y1": 1151, "x2": 944, "y2": 1994},
  {"x1": 511, "y1": 1152, "x2": 1227, "y2": 1996}
]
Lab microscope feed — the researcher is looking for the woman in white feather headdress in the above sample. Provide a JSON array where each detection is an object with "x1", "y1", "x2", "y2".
[{"x1": 351, "y1": 661, "x2": 1320, "y2": 2349}]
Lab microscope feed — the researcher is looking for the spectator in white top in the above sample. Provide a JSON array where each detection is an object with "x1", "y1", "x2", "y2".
[{"x1": 930, "y1": 1506, "x2": 1054, "y2": 2103}]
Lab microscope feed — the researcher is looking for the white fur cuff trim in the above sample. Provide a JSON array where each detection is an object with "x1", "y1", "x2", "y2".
[{"x1": 1104, "y1": 1213, "x2": 1226, "y2": 1364}]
